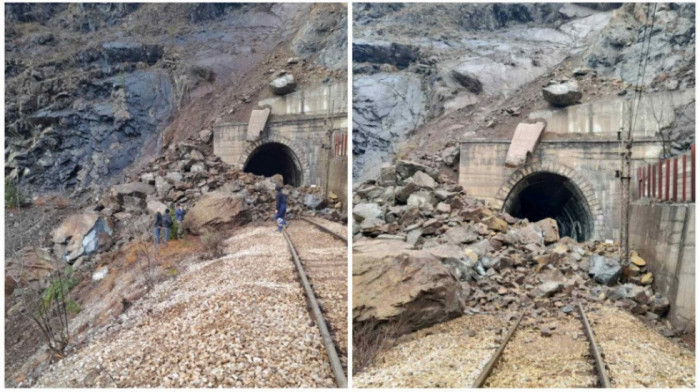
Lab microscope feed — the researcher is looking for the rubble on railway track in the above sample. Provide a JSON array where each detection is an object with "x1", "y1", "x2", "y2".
[{"x1": 353, "y1": 160, "x2": 676, "y2": 337}]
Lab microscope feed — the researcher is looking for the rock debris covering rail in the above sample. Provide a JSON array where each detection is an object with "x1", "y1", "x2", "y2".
[
  {"x1": 281, "y1": 228, "x2": 347, "y2": 388},
  {"x1": 474, "y1": 304, "x2": 610, "y2": 388},
  {"x1": 299, "y1": 217, "x2": 348, "y2": 243}
]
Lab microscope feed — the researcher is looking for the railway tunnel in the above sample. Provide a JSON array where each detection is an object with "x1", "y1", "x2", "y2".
[
  {"x1": 502, "y1": 172, "x2": 593, "y2": 241},
  {"x1": 243, "y1": 142, "x2": 303, "y2": 186}
]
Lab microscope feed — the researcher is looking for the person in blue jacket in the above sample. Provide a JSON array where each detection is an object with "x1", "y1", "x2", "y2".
[
  {"x1": 175, "y1": 204, "x2": 186, "y2": 239},
  {"x1": 274, "y1": 185, "x2": 288, "y2": 232}
]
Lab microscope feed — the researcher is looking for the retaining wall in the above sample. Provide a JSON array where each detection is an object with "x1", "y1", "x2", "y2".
[{"x1": 629, "y1": 202, "x2": 695, "y2": 332}]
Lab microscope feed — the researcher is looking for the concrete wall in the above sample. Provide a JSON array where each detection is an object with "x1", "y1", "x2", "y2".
[
  {"x1": 629, "y1": 202, "x2": 695, "y2": 332},
  {"x1": 213, "y1": 82, "x2": 348, "y2": 192},
  {"x1": 529, "y1": 89, "x2": 694, "y2": 137},
  {"x1": 459, "y1": 139, "x2": 664, "y2": 240},
  {"x1": 214, "y1": 114, "x2": 347, "y2": 187},
  {"x1": 328, "y1": 156, "x2": 348, "y2": 211}
]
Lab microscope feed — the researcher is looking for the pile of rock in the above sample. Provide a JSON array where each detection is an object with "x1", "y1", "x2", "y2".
[
  {"x1": 352, "y1": 159, "x2": 671, "y2": 335},
  {"x1": 37, "y1": 131, "x2": 344, "y2": 272}
]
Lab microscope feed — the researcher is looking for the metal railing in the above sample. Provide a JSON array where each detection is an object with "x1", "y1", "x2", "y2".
[{"x1": 636, "y1": 144, "x2": 695, "y2": 202}]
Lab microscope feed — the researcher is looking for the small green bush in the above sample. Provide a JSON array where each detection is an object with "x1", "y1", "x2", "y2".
[
  {"x1": 40, "y1": 266, "x2": 81, "y2": 315},
  {"x1": 5, "y1": 177, "x2": 25, "y2": 207}
]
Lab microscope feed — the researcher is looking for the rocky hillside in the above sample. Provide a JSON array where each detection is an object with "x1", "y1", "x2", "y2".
[
  {"x1": 5, "y1": 3, "x2": 346, "y2": 194},
  {"x1": 352, "y1": 3, "x2": 695, "y2": 181}
]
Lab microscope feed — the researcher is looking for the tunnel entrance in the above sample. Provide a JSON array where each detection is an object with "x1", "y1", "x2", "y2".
[
  {"x1": 243, "y1": 142, "x2": 303, "y2": 186},
  {"x1": 502, "y1": 172, "x2": 593, "y2": 241}
]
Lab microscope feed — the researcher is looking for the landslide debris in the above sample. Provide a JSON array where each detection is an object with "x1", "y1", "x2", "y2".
[{"x1": 352, "y1": 160, "x2": 678, "y2": 344}]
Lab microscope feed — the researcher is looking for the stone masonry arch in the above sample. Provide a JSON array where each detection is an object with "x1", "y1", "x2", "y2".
[
  {"x1": 494, "y1": 162, "x2": 605, "y2": 240},
  {"x1": 239, "y1": 135, "x2": 310, "y2": 186}
]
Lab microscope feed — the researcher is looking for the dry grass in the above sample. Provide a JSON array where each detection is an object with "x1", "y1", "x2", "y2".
[{"x1": 352, "y1": 313, "x2": 416, "y2": 375}]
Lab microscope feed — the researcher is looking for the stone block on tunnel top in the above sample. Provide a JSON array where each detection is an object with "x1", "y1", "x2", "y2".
[
  {"x1": 246, "y1": 107, "x2": 271, "y2": 141},
  {"x1": 505, "y1": 122, "x2": 545, "y2": 168}
]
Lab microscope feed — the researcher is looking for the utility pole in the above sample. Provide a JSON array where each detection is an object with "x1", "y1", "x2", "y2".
[{"x1": 618, "y1": 94, "x2": 635, "y2": 266}]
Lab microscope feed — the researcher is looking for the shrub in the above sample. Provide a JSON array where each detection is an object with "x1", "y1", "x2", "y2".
[{"x1": 5, "y1": 177, "x2": 25, "y2": 208}]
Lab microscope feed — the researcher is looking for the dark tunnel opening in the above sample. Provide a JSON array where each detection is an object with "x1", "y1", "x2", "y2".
[
  {"x1": 243, "y1": 143, "x2": 302, "y2": 187},
  {"x1": 503, "y1": 172, "x2": 593, "y2": 241}
]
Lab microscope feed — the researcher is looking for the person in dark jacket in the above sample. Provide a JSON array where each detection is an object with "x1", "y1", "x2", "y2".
[
  {"x1": 162, "y1": 208, "x2": 173, "y2": 244},
  {"x1": 155, "y1": 210, "x2": 163, "y2": 245},
  {"x1": 274, "y1": 185, "x2": 288, "y2": 232},
  {"x1": 175, "y1": 204, "x2": 186, "y2": 239}
]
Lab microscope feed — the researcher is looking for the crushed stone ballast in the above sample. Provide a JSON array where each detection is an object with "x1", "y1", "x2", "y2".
[{"x1": 474, "y1": 302, "x2": 609, "y2": 388}]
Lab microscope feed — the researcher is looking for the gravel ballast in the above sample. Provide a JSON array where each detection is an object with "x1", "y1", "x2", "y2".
[{"x1": 35, "y1": 226, "x2": 336, "y2": 387}]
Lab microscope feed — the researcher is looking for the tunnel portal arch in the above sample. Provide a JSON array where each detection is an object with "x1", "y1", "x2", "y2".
[
  {"x1": 241, "y1": 138, "x2": 307, "y2": 187},
  {"x1": 495, "y1": 164, "x2": 602, "y2": 241}
]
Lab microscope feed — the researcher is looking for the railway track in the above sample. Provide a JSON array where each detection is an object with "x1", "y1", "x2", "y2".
[
  {"x1": 282, "y1": 219, "x2": 348, "y2": 388},
  {"x1": 299, "y1": 216, "x2": 348, "y2": 242},
  {"x1": 474, "y1": 303, "x2": 610, "y2": 388}
]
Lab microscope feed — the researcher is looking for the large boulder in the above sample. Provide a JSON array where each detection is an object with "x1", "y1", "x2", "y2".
[
  {"x1": 111, "y1": 182, "x2": 155, "y2": 211},
  {"x1": 183, "y1": 192, "x2": 251, "y2": 235},
  {"x1": 451, "y1": 66, "x2": 483, "y2": 93},
  {"x1": 535, "y1": 218, "x2": 559, "y2": 244},
  {"x1": 269, "y1": 74, "x2": 296, "y2": 96},
  {"x1": 303, "y1": 194, "x2": 326, "y2": 210},
  {"x1": 353, "y1": 203, "x2": 384, "y2": 223},
  {"x1": 52, "y1": 213, "x2": 113, "y2": 262},
  {"x1": 542, "y1": 80, "x2": 582, "y2": 107},
  {"x1": 588, "y1": 255, "x2": 621, "y2": 286},
  {"x1": 353, "y1": 239, "x2": 464, "y2": 334},
  {"x1": 395, "y1": 160, "x2": 438, "y2": 181}
]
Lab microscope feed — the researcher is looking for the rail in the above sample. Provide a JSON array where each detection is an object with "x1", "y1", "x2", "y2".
[
  {"x1": 636, "y1": 144, "x2": 695, "y2": 202},
  {"x1": 281, "y1": 229, "x2": 347, "y2": 388},
  {"x1": 578, "y1": 303, "x2": 611, "y2": 388},
  {"x1": 473, "y1": 305, "x2": 610, "y2": 388},
  {"x1": 299, "y1": 217, "x2": 347, "y2": 243}
]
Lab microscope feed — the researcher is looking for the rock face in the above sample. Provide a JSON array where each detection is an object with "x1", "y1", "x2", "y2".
[
  {"x1": 52, "y1": 213, "x2": 113, "y2": 262},
  {"x1": 5, "y1": 4, "x2": 347, "y2": 194},
  {"x1": 542, "y1": 80, "x2": 583, "y2": 107},
  {"x1": 353, "y1": 240, "x2": 464, "y2": 334},
  {"x1": 183, "y1": 192, "x2": 251, "y2": 235},
  {"x1": 269, "y1": 73, "x2": 297, "y2": 95},
  {"x1": 6, "y1": 247, "x2": 56, "y2": 291}
]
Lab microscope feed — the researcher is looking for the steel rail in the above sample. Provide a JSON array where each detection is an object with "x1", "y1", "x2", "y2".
[
  {"x1": 282, "y1": 229, "x2": 347, "y2": 388},
  {"x1": 578, "y1": 303, "x2": 611, "y2": 388},
  {"x1": 299, "y1": 216, "x2": 347, "y2": 243},
  {"x1": 473, "y1": 310, "x2": 526, "y2": 388}
]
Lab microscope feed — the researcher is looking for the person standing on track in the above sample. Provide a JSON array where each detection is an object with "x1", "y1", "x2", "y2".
[{"x1": 274, "y1": 185, "x2": 288, "y2": 232}]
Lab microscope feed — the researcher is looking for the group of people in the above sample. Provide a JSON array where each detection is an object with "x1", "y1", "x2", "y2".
[
  {"x1": 153, "y1": 185, "x2": 288, "y2": 245},
  {"x1": 154, "y1": 204, "x2": 187, "y2": 245}
]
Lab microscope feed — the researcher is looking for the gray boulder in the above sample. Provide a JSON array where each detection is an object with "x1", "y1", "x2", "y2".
[
  {"x1": 353, "y1": 203, "x2": 384, "y2": 223},
  {"x1": 269, "y1": 74, "x2": 296, "y2": 96},
  {"x1": 542, "y1": 80, "x2": 582, "y2": 107},
  {"x1": 303, "y1": 193, "x2": 325, "y2": 210},
  {"x1": 451, "y1": 67, "x2": 483, "y2": 93},
  {"x1": 441, "y1": 145, "x2": 460, "y2": 166},
  {"x1": 588, "y1": 255, "x2": 621, "y2": 286}
]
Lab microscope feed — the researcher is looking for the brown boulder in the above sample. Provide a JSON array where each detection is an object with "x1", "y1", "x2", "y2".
[
  {"x1": 52, "y1": 213, "x2": 112, "y2": 262},
  {"x1": 535, "y1": 218, "x2": 559, "y2": 244},
  {"x1": 183, "y1": 192, "x2": 251, "y2": 235},
  {"x1": 353, "y1": 239, "x2": 464, "y2": 334}
]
